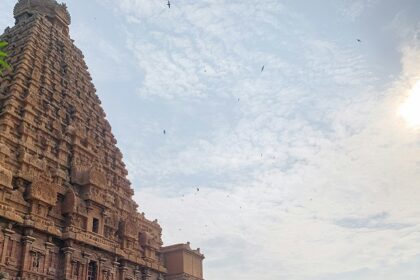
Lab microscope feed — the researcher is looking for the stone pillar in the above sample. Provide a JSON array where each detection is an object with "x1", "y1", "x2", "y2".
[
  {"x1": 134, "y1": 268, "x2": 141, "y2": 280},
  {"x1": 82, "y1": 252, "x2": 92, "y2": 280},
  {"x1": 20, "y1": 230, "x2": 36, "y2": 275},
  {"x1": 44, "y1": 239, "x2": 55, "y2": 276},
  {"x1": 112, "y1": 259, "x2": 120, "y2": 280},
  {"x1": 0, "y1": 226, "x2": 14, "y2": 264},
  {"x1": 142, "y1": 268, "x2": 151, "y2": 280},
  {"x1": 119, "y1": 264, "x2": 128, "y2": 280},
  {"x1": 62, "y1": 247, "x2": 75, "y2": 280},
  {"x1": 98, "y1": 257, "x2": 107, "y2": 280}
]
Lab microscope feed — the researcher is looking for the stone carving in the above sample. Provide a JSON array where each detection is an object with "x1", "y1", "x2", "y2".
[
  {"x1": 27, "y1": 179, "x2": 57, "y2": 206},
  {"x1": 88, "y1": 166, "x2": 107, "y2": 187},
  {"x1": 62, "y1": 189, "x2": 76, "y2": 215},
  {"x1": 119, "y1": 217, "x2": 139, "y2": 239},
  {"x1": 0, "y1": 142, "x2": 11, "y2": 160},
  {"x1": 71, "y1": 165, "x2": 107, "y2": 188},
  {"x1": 105, "y1": 192, "x2": 115, "y2": 205},
  {"x1": 139, "y1": 231, "x2": 152, "y2": 247},
  {"x1": 0, "y1": 166, "x2": 13, "y2": 189}
]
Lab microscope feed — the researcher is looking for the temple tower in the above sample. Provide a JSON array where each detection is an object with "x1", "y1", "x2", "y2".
[{"x1": 0, "y1": 0, "x2": 204, "y2": 279}]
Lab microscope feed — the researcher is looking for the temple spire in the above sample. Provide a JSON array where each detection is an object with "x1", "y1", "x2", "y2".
[{"x1": 14, "y1": 0, "x2": 71, "y2": 27}]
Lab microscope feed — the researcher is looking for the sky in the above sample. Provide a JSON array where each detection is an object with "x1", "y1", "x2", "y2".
[{"x1": 2, "y1": 0, "x2": 420, "y2": 279}]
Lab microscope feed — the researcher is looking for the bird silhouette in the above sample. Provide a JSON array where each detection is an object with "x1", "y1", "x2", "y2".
[
  {"x1": 197, "y1": 187, "x2": 200, "y2": 192},
  {"x1": 163, "y1": 129, "x2": 166, "y2": 135},
  {"x1": 167, "y1": 0, "x2": 171, "y2": 8},
  {"x1": 357, "y1": 39, "x2": 362, "y2": 43},
  {"x1": 261, "y1": 65, "x2": 265, "y2": 72}
]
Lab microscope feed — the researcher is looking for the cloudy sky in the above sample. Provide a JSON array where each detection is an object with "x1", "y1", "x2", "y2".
[{"x1": 2, "y1": 0, "x2": 420, "y2": 279}]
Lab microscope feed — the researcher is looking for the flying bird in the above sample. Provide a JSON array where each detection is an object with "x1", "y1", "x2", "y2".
[
  {"x1": 357, "y1": 39, "x2": 362, "y2": 43},
  {"x1": 167, "y1": 0, "x2": 171, "y2": 8},
  {"x1": 197, "y1": 187, "x2": 200, "y2": 192},
  {"x1": 163, "y1": 129, "x2": 166, "y2": 135},
  {"x1": 261, "y1": 65, "x2": 265, "y2": 72}
]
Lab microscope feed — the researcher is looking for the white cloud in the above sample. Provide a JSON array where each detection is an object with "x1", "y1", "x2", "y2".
[
  {"x1": 133, "y1": 39, "x2": 420, "y2": 280},
  {"x1": 71, "y1": 23, "x2": 133, "y2": 83},
  {"x1": 340, "y1": 0, "x2": 378, "y2": 21},
  {"x1": 0, "y1": 0, "x2": 15, "y2": 31},
  {"x1": 90, "y1": 1, "x2": 420, "y2": 278}
]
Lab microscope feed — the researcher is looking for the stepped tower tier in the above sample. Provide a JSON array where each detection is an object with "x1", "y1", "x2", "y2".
[
  {"x1": 0, "y1": 0, "x2": 204, "y2": 279},
  {"x1": 14, "y1": 0, "x2": 71, "y2": 35}
]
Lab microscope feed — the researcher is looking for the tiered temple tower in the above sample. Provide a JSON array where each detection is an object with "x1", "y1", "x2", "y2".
[{"x1": 0, "y1": 0, "x2": 204, "y2": 279}]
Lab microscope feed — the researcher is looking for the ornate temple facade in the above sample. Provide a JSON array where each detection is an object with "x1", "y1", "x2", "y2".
[{"x1": 0, "y1": 0, "x2": 204, "y2": 279}]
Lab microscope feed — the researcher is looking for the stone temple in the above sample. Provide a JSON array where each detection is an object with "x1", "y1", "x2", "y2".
[{"x1": 0, "y1": 0, "x2": 204, "y2": 279}]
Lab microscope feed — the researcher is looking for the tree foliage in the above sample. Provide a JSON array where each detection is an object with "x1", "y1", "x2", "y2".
[{"x1": 0, "y1": 41, "x2": 11, "y2": 76}]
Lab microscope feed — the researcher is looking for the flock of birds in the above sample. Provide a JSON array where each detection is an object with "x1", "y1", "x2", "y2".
[{"x1": 161, "y1": 0, "x2": 363, "y2": 233}]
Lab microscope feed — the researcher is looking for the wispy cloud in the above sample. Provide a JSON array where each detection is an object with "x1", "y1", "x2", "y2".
[
  {"x1": 336, "y1": 212, "x2": 411, "y2": 230},
  {"x1": 340, "y1": 0, "x2": 378, "y2": 21},
  {"x1": 96, "y1": 1, "x2": 420, "y2": 279},
  {"x1": 0, "y1": 0, "x2": 15, "y2": 30}
]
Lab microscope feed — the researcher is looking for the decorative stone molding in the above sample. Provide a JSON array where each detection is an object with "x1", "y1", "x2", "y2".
[{"x1": 0, "y1": 166, "x2": 13, "y2": 190}]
